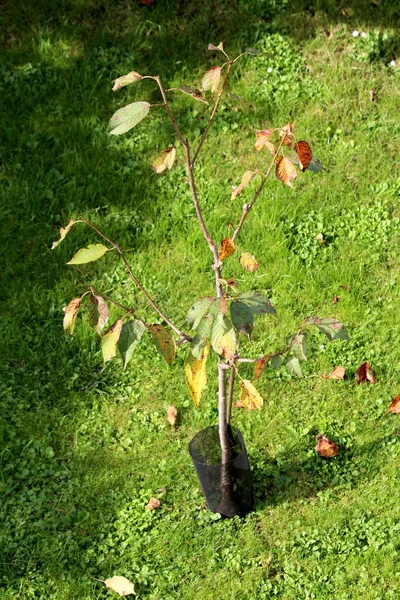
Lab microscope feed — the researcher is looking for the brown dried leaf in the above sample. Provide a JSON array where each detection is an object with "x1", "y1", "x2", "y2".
[
  {"x1": 112, "y1": 71, "x2": 143, "y2": 91},
  {"x1": 89, "y1": 294, "x2": 109, "y2": 334},
  {"x1": 332, "y1": 296, "x2": 340, "y2": 304},
  {"x1": 294, "y1": 141, "x2": 313, "y2": 172},
  {"x1": 104, "y1": 576, "x2": 136, "y2": 597},
  {"x1": 239, "y1": 252, "x2": 259, "y2": 272},
  {"x1": 356, "y1": 361, "x2": 376, "y2": 384},
  {"x1": 208, "y1": 42, "x2": 224, "y2": 52},
  {"x1": 255, "y1": 129, "x2": 273, "y2": 152},
  {"x1": 63, "y1": 298, "x2": 81, "y2": 334},
  {"x1": 322, "y1": 366, "x2": 346, "y2": 380},
  {"x1": 167, "y1": 405, "x2": 178, "y2": 426},
  {"x1": 219, "y1": 237, "x2": 236, "y2": 261},
  {"x1": 388, "y1": 395, "x2": 400, "y2": 414},
  {"x1": 231, "y1": 170, "x2": 258, "y2": 200},
  {"x1": 51, "y1": 219, "x2": 77, "y2": 250},
  {"x1": 235, "y1": 380, "x2": 263, "y2": 410},
  {"x1": 152, "y1": 147, "x2": 176, "y2": 174},
  {"x1": 202, "y1": 66, "x2": 221, "y2": 93},
  {"x1": 146, "y1": 497, "x2": 161, "y2": 510},
  {"x1": 280, "y1": 122, "x2": 294, "y2": 147},
  {"x1": 315, "y1": 435, "x2": 339, "y2": 458},
  {"x1": 276, "y1": 156, "x2": 297, "y2": 188},
  {"x1": 253, "y1": 355, "x2": 270, "y2": 380}
]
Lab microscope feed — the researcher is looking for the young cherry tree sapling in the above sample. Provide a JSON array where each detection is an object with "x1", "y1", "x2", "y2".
[{"x1": 53, "y1": 43, "x2": 347, "y2": 516}]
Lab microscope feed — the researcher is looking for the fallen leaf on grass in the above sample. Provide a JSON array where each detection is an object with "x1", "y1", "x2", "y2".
[
  {"x1": 356, "y1": 361, "x2": 376, "y2": 384},
  {"x1": 332, "y1": 295, "x2": 340, "y2": 304},
  {"x1": 104, "y1": 576, "x2": 136, "y2": 596},
  {"x1": 322, "y1": 366, "x2": 346, "y2": 380},
  {"x1": 146, "y1": 498, "x2": 161, "y2": 510},
  {"x1": 388, "y1": 395, "x2": 400, "y2": 414},
  {"x1": 315, "y1": 435, "x2": 339, "y2": 458},
  {"x1": 167, "y1": 405, "x2": 178, "y2": 426}
]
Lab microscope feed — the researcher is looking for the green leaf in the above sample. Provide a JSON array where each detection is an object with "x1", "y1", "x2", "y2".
[
  {"x1": 149, "y1": 324, "x2": 176, "y2": 365},
  {"x1": 109, "y1": 101, "x2": 150, "y2": 136},
  {"x1": 305, "y1": 317, "x2": 349, "y2": 341},
  {"x1": 286, "y1": 355, "x2": 302, "y2": 377},
  {"x1": 306, "y1": 156, "x2": 327, "y2": 173},
  {"x1": 51, "y1": 219, "x2": 78, "y2": 250},
  {"x1": 230, "y1": 300, "x2": 254, "y2": 335},
  {"x1": 117, "y1": 320, "x2": 146, "y2": 369},
  {"x1": 289, "y1": 333, "x2": 308, "y2": 361},
  {"x1": 67, "y1": 244, "x2": 109, "y2": 265},
  {"x1": 235, "y1": 291, "x2": 276, "y2": 316},
  {"x1": 211, "y1": 312, "x2": 236, "y2": 361},
  {"x1": 101, "y1": 319, "x2": 123, "y2": 363},
  {"x1": 187, "y1": 296, "x2": 214, "y2": 329},
  {"x1": 190, "y1": 314, "x2": 213, "y2": 358},
  {"x1": 270, "y1": 355, "x2": 283, "y2": 370}
]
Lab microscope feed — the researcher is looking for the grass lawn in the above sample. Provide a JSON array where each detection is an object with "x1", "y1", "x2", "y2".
[{"x1": 1, "y1": 1, "x2": 400, "y2": 598}]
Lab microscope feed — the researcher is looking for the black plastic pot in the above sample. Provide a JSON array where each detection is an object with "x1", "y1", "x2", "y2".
[{"x1": 189, "y1": 425, "x2": 254, "y2": 518}]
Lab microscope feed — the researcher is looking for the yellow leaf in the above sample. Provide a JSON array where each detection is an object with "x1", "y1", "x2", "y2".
[
  {"x1": 231, "y1": 170, "x2": 259, "y2": 200},
  {"x1": 275, "y1": 156, "x2": 297, "y2": 188},
  {"x1": 202, "y1": 66, "x2": 221, "y2": 93},
  {"x1": 184, "y1": 343, "x2": 209, "y2": 406},
  {"x1": 63, "y1": 298, "x2": 81, "y2": 334},
  {"x1": 239, "y1": 252, "x2": 259, "y2": 272},
  {"x1": 101, "y1": 319, "x2": 123, "y2": 363},
  {"x1": 152, "y1": 147, "x2": 176, "y2": 174},
  {"x1": 219, "y1": 237, "x2": 236, "y2": 261},
  {"x1": 149, "y1": 324, "x2": 176, "y2": 365},
  {"x1": 104, "y1": 576, "x2": 136, "y2": 597},
  {"x1": 235, "y1": 380, "x2": 263, "y2": 410},
  {"x1": 51, "y1": 219, "x2": 77, "y2": 250}
]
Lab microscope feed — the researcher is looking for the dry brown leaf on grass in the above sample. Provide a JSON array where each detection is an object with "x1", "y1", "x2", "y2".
[
  {"x1": 315, "y1": 435, "x2": 339, "y2": 458},
  {"x1": 167, "y1": 405, "x2": 178, "y2": 426},
  {"x1": 356, "y1": 361, "x2": 376, "y2": 384},
  {"x1": 388, "y1": 395, "x2": 400, "y2": 414},
  {"x1": 146, "y1": 498, "x2": 161, "y2": 510},
  {"x1": 104, "y1": 576, "x2": 136, "y2": 596},
  {"x1": 322, "y1": 366, "x2": 346, "y2": 380}
]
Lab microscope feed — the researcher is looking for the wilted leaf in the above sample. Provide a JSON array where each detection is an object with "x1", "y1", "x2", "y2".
[
  {"x1": 211, "y1": 313, "x2": 236, "y2": 361},
  {"x1": 388, "y1": 395, "x2": 400, "y2": 414},
  {"x1": 145, "y1": 498, "x2": 161, "y2": 510},
  {"x1": 356, "y1": 361, "x2": 376, "y2": 384},
  {"x1": 202, "y1": 66, "x2": 221, "y2": 93},
  {"x1": 178, "y1": 85, "x2": 208, "y2": 104},
  {"x1": 290, "y1": 333, "x2": 308, "y2": 361},
  {"x1": 322, "y1": 366, "x2": 346, "y2": 380},
  {"x1": 315, "y1": 435, "x2": 339, "y2": 458},
  {"x1": 231, "y1": 170, "x2": 259, "y2": 200},
  {"x1": 63, "y1": 298, "x2": 81, "y2": 334},
  {"x1": 235, "y1": 291, "x2": 276, "y2": 316},
  {"x1": 294, "y1": 141, "x2": 313, "y2": 172},
  {"x1": 167, "y1": 405, "x2": 178, "y2": 425},
  {"x1": 67, "y1": 243, "x2": 109, "y2": 265},
  {"x1": 104, "y1": 576, "x2": 136, "y2": 597},
  {"x1": 89, "y1": 295, "x2": 109, "y2": 334},
  {"x1": 184, "y1": 343, "x2": 209, "y2": 406},
  {"x1": 101, "y1": 319, "x2": 123, "y2": 363},
  {"x1": 112, "y1": 71, "x2": 143, "y2": 91},
  {"x1": 219, "y1": 237, "x2": 236, "y2": 260},
  {"x1": 307, "y1": 156, "x2": 327, "y2": 173},
  {"x1": 219, "y1": 277, "x2": 238, "y2": 293},
  {"x1": 253, "y1": 355, "x2": 270, "y2": 380},
  {"x1": 208, "y1": 42, "x2": 224, "y2": 52},
  {"x1": 109, "y1": 101, "x2": 150, "y2": 135},
  {"x1": 235, "y1": 380, "x2": 263, "y2": 410},
  {"x1": 280, "y1": 122, "x2": 294, "y2": 146},
  {"x1": 52, "y1": 219, "x2": 77, "y2": 250},
  {"x1": 117, "y1": 320, "x2": 146, "y2": 369},
  {"x1": 239, "y1": 252, "x2": 259, "y2": 272},
  {"x1": 230, "y1": 300, "x2": 254, "y2": 335},
  {"x1": 286, "y1": 355, "x2": 302, "y2": 377},
  {"x1": 245, "y1": 47, "x2": 261, "y2": 55},
  {"x1": 255, "y1": 129, "x2": 273, "y2": 152},
  {"x1": 152, "y1": 147, "x2": 176, "y2": 174},
  {"x1": 149, "y1": 324, "x2": 176, "y2": 365},
  {"x1": 187, "y1": 296, "x2": 214, "y2": 329},
  {"x1": 305, "y1": 316, "x2": 349, "y2": 341},
  {"x1": 315, "y1": 233, "x2": 325, "y2": 243},
  {"x1": 276, "y1": 156, "x2": 297, "y2": 188}
]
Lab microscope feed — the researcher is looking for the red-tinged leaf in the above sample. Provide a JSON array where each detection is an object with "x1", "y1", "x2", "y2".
[
  {"x1": 356, "y1": 361, "x2": 376, "y2": 384},
  {"x1": 208, "y1": 42, "x2": 224, "y2": 52},
  {"x1": 138, "y1": 0, "x2": 154, "y2": 5},
  {"x1": 235, "y1": 380, "x2": 263, "y2": 410},
  {"x1": 322, "y1": 366, "x2": 346, "y2": 380},
  {"x1": 280, "y1": 122, "x2": 294, "y2": 146},
  {"x1": 294, "y1": 141, "x2": 313, "y2": 171},
  {"x1": 219, "y1": 237, "x2": 236, "y2": 260},
  {"x1": 239, "y1": 252, "x2": 259, "y2": 272},
  {"x1": 167, "y1": 405, "x2": 178, "y2": 425},
  {"x1": 104, "y1": 576, "x2": 136, "y2": 597},
  {"x1": 276, "y1": 156, "x2": 297, "y2": 188},
  {"x1": 255, "y1": 129, "x2": 273, "y2": 152},
  {"x1": 67, "y1": 243, "x2": 109, "y2": 265},
  {"x1": 388, "y1": 395, "x2": 400, "y2": 414},
  {"x1": 63, "y1": 298, "x2": 81, "y2": 334},
  {"x1": 184, "y1": 343, "x2": 209, "y2": 406},
  {"x1": 152, "y1": 147, "x2": 176, "y2": 174},
  {"x1": 112, "y1": 71, "x2": 143, "y2": 91},
  {"x1": 101, "y1": 319, "x2": 123, "y2": 363},
  {"x1": 202, "y1": 66, "x2": 221, "y2": 93},
  {"x1": 315, "y1": 435, "x2": 339, "y2": 458},
  {"x1": 89, "y1": 294, "x2": 109, "y2": 334},
  {"x1": 109, "y1": 101, "x2": 150, "y2": 136},
  {"x1": 149, "y1": 324, "x2": 176, "y2": 365},
  {"x1": 178, "y1": 85, "x2": 208, "y2": 104},
  {"x1": 51, "y1": 219, "x2": 77, "y2": 250},
  {"x1": 253, "y1": 355, "x2": 270, "y2": 380},
  {"x1": 145, "y1": 498, "x2": 161, "y2": 510},
  {"x1": 231, "y1": 170, "x2": 259, "y2": 200},
  {"x1": 220, "y1": 297, "x2": 228, "y2": 316}
]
